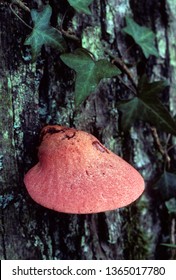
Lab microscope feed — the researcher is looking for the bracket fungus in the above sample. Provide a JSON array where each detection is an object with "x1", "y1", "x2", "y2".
[{"x1": 24, "y1": 125, "x2": 145, "y2": 214}]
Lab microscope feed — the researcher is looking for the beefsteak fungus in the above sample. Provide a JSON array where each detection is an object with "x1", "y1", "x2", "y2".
[{"x1": 24, "y1": 125, "x2": 145, "y2": 214}]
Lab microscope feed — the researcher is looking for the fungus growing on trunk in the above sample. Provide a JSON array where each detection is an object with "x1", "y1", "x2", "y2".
[{"x1": 24, "y1": 125, "x2": 144, "y2": 214}]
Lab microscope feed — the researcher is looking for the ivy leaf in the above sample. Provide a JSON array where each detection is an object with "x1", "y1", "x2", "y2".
[
  {"x1": 60, "y1": 49, "x2": 121, "y2": 107},
  {"x1": 67, "y1": 0, "x2": 94, "y2": 15},
  {"x1": 161, "y1": 243, "x2": 176, "y2": 249},
  {"x1": 117, "y1": 76, "x2": 176, "y2": 135},
  {"x1": 24, "y1": 5, "x2": 66, "y2": 61},
  {"x1": 165, "y1": 198, "x2": 176, "y2": 214},
  {"x1": 123, "y1": 17, "x2": 158, "y2": 58},
  {"x1": 153, "y1": 171, "x2": 176, "y2": 201}
]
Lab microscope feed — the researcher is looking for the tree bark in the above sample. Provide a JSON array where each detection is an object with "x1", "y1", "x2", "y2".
[{"x1": 0, "y1": 0, "x2": 175, "y2": 259}]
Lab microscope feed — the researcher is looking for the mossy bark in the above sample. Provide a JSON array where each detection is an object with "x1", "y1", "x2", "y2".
[{"x1": 0, "y1": 0, "x2": 175, "y2": 259}]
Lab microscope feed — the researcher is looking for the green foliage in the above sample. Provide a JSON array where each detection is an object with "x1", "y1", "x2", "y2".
[
  {"x1": 24, "y1": 5, "x2": 66, "y2": 61},
  {"x1": 67, "y1": 0, "x2": 94, "y2": 15},
  {"x1": 161, "y1": 243, "x2": 176, "y2": 249},
  {"x1": 123, "y1": 17, "x2": 158, "y2": 58},
  {"x1": 117, "y1": 76, "x2": 176, "y2": 135},
  {"x1": 60, "y1": 48, "x2": 121, "y2": 106},
  {"x1": 153, "y1": 171, "x2": 176, "y2": 201},
  {"x1": 165, "y1": 198, "x2": 176, "y2": 214},
  {"x1": 23, "y1": 4, "x2": 176, "y2": 138}
]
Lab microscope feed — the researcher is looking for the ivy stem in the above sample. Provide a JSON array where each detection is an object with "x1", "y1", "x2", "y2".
[
  {"x1": 11, "y1": 0, "x2": 30, "y2": 13},
  {"x1": 10, "y1": 2, "x2": 32, "y2": 30},
  {"x1": 112, "y1": 57, "x2": 137, "y2": 89},
  {"x1": 60, "y1": 8, "x2": 80, "y2": 42},
  {"x1": 104, "y1": 49, "x2": 137, "y2": 93},
  {"x1": 121, "y1": 43, "x2": 135, "y2": 59},
  {"x1": 117, "y1": 76, "x2": 137, "y2": 95},
  {"x1": 167, "y1": 144, "x2": 176, "y2": 153},
  {"x1": 151, "y1": 127, "x2": 171, "y2": 169}
]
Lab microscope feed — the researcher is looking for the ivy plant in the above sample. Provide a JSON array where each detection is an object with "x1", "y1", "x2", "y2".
[
  {"x1": 161, "y1": 243, "x2": 176, "y2": 249},
  {"x1": 67, "y1": 0, "x2": 94, "y2": 15},
  {"x1": 123, "y1": 16, "x2": 159, "y2": 58},
  {"x1": 153, "y1": 171, "x2": 176, "y2": 201},
  {"x1": 60, "y1": 49, "x2": 121, "y2": 106},
  {"x1": 21, "y1": 3, "x2": 176, "y2": 138},
  {"x1": 117, "y1": 76, "x2": 176, "y2": 135},
  {"x1": 24, "y1": 5, "x2": 67, "y2": 61}
]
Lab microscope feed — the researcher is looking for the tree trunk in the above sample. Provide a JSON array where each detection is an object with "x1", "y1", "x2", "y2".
[{"x1": 0, "y1": 0, "x2": 175, "y2": 259}]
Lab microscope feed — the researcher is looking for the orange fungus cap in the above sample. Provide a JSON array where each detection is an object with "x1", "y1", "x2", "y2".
[{"x1": 24, "y1": 125, "x2": 145, "y2": 214}]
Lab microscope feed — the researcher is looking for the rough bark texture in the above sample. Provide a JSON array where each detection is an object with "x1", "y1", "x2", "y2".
[{"x1": 0, "y1": 0, "x2": 176, "y2": 259}]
